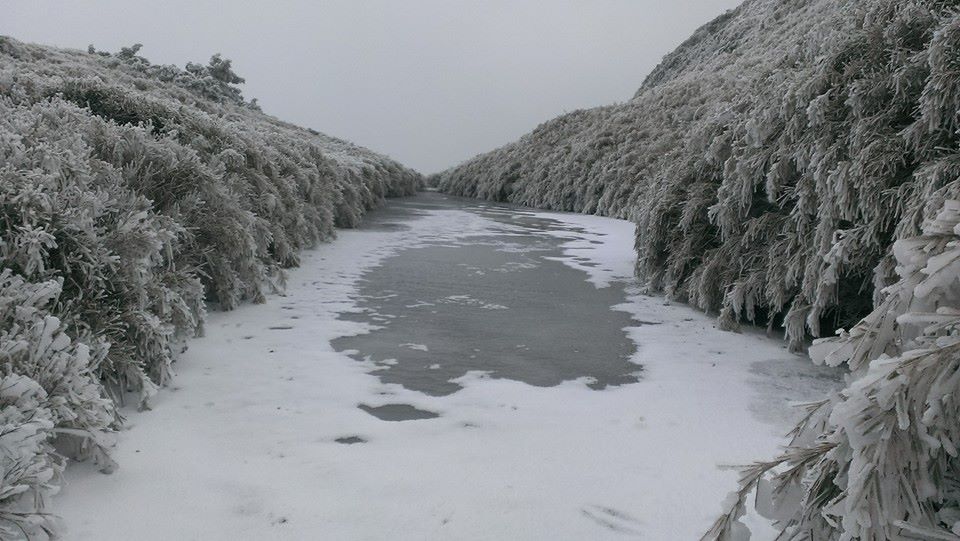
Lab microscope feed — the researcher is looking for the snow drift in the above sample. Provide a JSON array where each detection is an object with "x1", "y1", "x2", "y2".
[
  {"x1": 0, "y1": 37, "x2": 420, "y2": 537},
  {"x1": 434, "y1": 0, "x2": 960, "y2": 538}
]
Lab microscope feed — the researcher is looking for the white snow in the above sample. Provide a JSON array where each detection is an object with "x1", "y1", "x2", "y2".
[{"x1": 54, "y1": 202, "x2": 838, "y2": 540}]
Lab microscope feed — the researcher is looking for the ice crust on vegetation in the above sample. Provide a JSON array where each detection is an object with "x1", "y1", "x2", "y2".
[
  {"x1": 0, "y1": 36, "x2": 420, "y2": 537},
  {"x1": 433, "y1": 0, "x2": 960, "y2": 538},
  {"x1": 705, "y1": 201, "x2": 960, "y2": 540}
]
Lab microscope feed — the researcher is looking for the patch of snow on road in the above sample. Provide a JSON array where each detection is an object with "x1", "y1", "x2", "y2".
[{"x1": 530, "y1": 211, "x2": 637, "y2": 289}]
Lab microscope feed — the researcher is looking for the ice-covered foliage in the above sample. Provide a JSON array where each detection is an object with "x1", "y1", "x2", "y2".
[
  {"x1": 0, "y1": 36, "x2": 420, "y2": 536},
  {"x1": 707, "y1": 201, "x2": 960, "y2": 539},
  {"x1": 433, "y1": 0, "x2": 960, "y2": 537},
  {"x1": 0, "y1": 271, "x2": 115, "y2": 539}
]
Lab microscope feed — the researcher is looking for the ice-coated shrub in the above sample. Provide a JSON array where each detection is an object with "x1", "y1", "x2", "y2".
[
  {"x1": 0, "y1": 97, "x2": 204, "y2": 405},
  {"x1": 707, "y1": 201, "x2": 960, "y2": 539},
  {"x1": 0, "y1": 35, "x2": 421, "y2": 537},
  {"x1": 0, "y1": 271, "x2": 115, "y2": 539},
  {"x1": 433, "y1": 0, "x2": 960, "y2": 537}
]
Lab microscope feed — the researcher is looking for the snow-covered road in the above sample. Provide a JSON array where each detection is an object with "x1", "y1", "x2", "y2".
[{"x1": 55, "y1": 193, "x2": 839, "y2": 540}]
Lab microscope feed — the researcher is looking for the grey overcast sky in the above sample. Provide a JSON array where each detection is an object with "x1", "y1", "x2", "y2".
[{"x1": 4, "y1": 1, "x2": 740, "y2": 173}]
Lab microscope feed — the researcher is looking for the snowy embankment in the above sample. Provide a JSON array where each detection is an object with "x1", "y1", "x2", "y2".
[{"x1": 55, "y1": 199, "x2": 837, "y2": 540}]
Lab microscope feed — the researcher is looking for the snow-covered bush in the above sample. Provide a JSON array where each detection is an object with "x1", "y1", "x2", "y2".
[
  {"x1": 0, "y1": 35, "x2": 421, "y2": 537},
  {"x1": 706, "y1": 200, "x2": 960, "y2": 539},
  {"x1": 434, "y1": 0, "x2": 960, "y2": 537},
  {"x1": 0, "y1": 271, "x2": 115, "y2": 539},
  {"x1": 0, "y1": 97, "x2": 204, "y2": 405}
]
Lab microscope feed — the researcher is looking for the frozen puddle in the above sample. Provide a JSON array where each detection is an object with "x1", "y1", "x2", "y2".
[
  {"x1": 53, "y1": 193, "x2": 842, "y2": 541},
  {"x1": 358, "y1": 403, "x2": 440, "y2": 421},
  {"x1": 332, "y1": 197, "x2": 640, "y2": 396}
]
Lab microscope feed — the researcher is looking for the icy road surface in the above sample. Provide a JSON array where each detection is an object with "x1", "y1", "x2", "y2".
[
  {"x1": 55, "y1": 193, "x2": 840, "y2": 540},
  {"x1": 332, "y1": 195, "x2": 641, "y2": 399}
]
